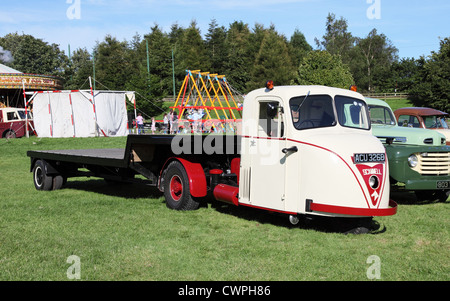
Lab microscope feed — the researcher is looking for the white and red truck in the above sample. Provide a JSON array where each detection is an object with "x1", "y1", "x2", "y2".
[{"x1": 27, "y1": 84, "x2": 397, "y2": 230}]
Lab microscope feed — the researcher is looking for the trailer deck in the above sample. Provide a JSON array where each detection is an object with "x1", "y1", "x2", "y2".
[
  {"x1": 27, "y1": 134, "x2": 241, "y2": 191},
  {"x1": 27, "y1": 135, "x2": 178, "y2": 167},
  {"x1": 27, "y1": 148, "x2": 128, "y2": 167}
]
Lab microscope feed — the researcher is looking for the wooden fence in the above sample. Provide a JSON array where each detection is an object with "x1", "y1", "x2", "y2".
[{"x1": 362, "y1": 93, "x2": 410, "y2": 100}]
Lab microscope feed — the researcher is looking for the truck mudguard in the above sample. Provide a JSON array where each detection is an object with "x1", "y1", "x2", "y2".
[{"x1": 161, "y1": 157, "x2": 207, "y2": 197}]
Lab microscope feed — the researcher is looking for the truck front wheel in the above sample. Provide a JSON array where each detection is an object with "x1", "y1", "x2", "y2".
[
  {"x1": 33, "y1": 160, "x2": 53, "y2": 191},
  {"x1": 163, "y1": 161, "x2": 200, "y2": 210}
]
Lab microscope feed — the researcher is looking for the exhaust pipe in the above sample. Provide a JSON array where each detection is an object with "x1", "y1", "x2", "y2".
[{"x1": 213, "y1": 184, "x2": 239, "y2": 206}]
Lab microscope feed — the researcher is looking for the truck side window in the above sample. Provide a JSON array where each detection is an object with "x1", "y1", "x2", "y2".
[
  {"x1": 258, "y1": 101, "x2": 284, "y2": 138},
  {"x1": 368, "y1": 106, "x2": 396, "y2": 125},
  {"x1": 7, "y1": 112, "x2": 18, "y2": 121},
  {"x1": 397, "y1": 115, "x2": 409, "y2": 127},
  {"x1": 398, "y1": 115, "x2": 420, "y2": 127}
]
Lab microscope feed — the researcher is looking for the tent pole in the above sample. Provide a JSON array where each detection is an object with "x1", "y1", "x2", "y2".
[
  {"x1": 22, "y1": 80, "x2": 29, "y2": 138},
  {"x1": 89, "y1": 76, "x2": 99, "y2": 137},
  {"x1": 92, "y1": 52, "x2": 96, "y2": 91}
]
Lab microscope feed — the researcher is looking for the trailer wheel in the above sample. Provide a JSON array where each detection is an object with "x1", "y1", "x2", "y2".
[
  {"x1": 33, "y1": 160, "x2": 53, "y2": 191},
  {"x1": 163, "y1": 161, "x2": 200, "y2": 210},
  {"x1": 52, "y1": 175, "x2": 65, "y2": 190}
]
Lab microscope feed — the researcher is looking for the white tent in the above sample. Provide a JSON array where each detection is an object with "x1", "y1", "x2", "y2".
[{"x1": 28, "y1": 90, "x2": 133, "y2": 138}]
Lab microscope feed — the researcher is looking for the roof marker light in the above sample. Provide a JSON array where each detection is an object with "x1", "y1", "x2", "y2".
[{"x1": 266, "y1": 80, "x2": 274, "y2": 90}]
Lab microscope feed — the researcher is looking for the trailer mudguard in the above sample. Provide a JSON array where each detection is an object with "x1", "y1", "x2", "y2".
[
  {"x1": 161, "y1": 157, "x2": 207, "y2": 198},
  {"x1": 29, "y1": 158, "x2": 59, "y2": 175}
]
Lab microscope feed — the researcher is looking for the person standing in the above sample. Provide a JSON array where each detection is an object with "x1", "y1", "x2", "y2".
[
  {"x1": 136, "y1": 113, "x2": 145, "y2": 134},
  {"x1": 169, "y1": 109, "x2": 174, "y2": 134},
  {"x1": 173, "y1": 112, "x2": 178, "y2": 134},
  {"x1": 163, "y1": 114, "x2": 168, "y2": 134},
  {"x1": 151, "y1": 117, "x2": 156, "y2": 134}
]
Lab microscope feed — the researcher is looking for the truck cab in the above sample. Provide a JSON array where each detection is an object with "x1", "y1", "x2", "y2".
[
  {"x1": 233, "y1": 85, "x2": 395, "y2": 219},
  {"x1": 0, "y1": 107, "x2": 33, "y2": 138},
  {"x1": 365, "y1": 98, "x2": 450, "y2": 202}
]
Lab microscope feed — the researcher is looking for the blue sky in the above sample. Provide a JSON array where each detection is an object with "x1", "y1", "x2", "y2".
[{"x1": 0, "y1": 0, "x2": 448, "y2": 60}]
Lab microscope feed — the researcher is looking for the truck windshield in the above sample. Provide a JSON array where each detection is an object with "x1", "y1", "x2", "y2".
[
  {"x1": 423, "y1": 116, "x2": 449, "y2": 129},
  {"x1": 290, "y1": 95, "x2": 336, "y2": 130},
  {"x1": 335, "y1": 96, "x2": 370, "y2": 130},
  {"x1": 368, "y1": 105, "x2": 396, "y2": 126}
]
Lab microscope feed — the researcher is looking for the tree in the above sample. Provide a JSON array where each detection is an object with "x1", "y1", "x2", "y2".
[
  {"x1": 223, "y1": 21, "x2": 253, "y2": 92},
  {"x1": 65, "y1": 48, "x2": 93, "y2": 89},
  {"x1": 168, "y1": 23, "x2": 188, "y2": 90},
  {"x1": 93, "y1": 35, "x2": 132, "y2": 90},
  {"x1": 387, "y1": 58, "x2": 422, "y2": 93},
  {"x1": 145, "y1": 25, "x2": 174, "y2": 98},
  {"x1": 410, "y1": 37, "x2": 450, "y2": 112},
  {"x1": 292, "y1": 50, "x2": 354, "y2": 89},
  {"x1": 205, "y1": 19, "x2": 228, "y2": 73},
  {"x1": 353, "y1": 29, "x2": 398, "y2": 92},
  {"x1": 315, "y1": 13, "x2": 355, "y2": 62},
  {"x1": 247, "y1": 27, "x2": 294, "y2": 91},
  {"x1": 177, "y1": 20, "x2": 210, "y2": 71},
  {"x1": 0, "y1": 33, "x2": 68, "y2": 76},
  {"x1": 289, "y1": 29, "x2": 312, "y2": 68},
  {"x1": 125, "y1": 25, "x2": 172, "y2": 117}
]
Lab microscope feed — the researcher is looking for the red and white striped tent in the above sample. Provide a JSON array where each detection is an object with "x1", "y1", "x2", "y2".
[{"x1": 26, "y1": 89, "x2": 134, "y2": 138}]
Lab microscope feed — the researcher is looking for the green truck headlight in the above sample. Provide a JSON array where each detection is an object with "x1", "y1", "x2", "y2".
[{"x1": 408, "y1": 154, "x2": 418, "y2": 167}]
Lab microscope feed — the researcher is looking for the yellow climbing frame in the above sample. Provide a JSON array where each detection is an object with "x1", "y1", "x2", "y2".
[{"x1": 171, "y1": 70, "x2": 243, "y2": 122}]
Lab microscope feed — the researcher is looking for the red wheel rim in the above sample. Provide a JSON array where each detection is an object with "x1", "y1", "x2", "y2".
[{"x1": 170, "y1": 175, "x2": 183, "y2": 201}]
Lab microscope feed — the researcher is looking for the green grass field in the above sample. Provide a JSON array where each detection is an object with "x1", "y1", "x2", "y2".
[{"x1": 0, "y1": 98, "x2": 448, "y2": 281}]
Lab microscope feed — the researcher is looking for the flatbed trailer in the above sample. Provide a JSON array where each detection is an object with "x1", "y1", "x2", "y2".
[
  {"x1": 27, "y1": 134, "x2": 241, "y2": 191},
  {"x1": 28, "y1": 84, "x2": 397, "y2": 229}
]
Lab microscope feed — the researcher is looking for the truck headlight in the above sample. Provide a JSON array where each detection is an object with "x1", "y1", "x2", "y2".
[
  {"x1": 369, "y1": 176, "x2": 380, "y2": 189},
  {"x1": 408, "y1": 154, "x2": 418, "y2": 167}
]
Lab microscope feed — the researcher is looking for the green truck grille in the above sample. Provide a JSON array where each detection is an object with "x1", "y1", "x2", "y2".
[{"x1": 412, "y1": 152, "x2": 450, "y2": 175}]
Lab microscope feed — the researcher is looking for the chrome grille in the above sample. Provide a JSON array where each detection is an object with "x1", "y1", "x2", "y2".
[{"x1": 414, "y1": 152, "x2": 450, "y2": 175}]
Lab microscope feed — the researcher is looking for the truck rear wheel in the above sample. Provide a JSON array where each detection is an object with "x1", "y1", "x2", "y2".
[
  {"x1": 163, "y1": 161, "x2": 200, "y2": 210},
  {"x1": 33, "y1": 160, "x2": 53, "y2": 191}
]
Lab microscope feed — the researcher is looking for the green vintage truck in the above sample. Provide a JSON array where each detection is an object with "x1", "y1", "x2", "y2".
[{"x1": 366, "y1": 98, "x2": 450, "y2": 202}]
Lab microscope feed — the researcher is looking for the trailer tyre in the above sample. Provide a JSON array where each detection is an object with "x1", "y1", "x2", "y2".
[
  {"x1": 33, "y1": 160, "x2": 53, "y2": 191},
  {"x1": 52, "y1": 175, "x2": 65, "y2": 190},
  {"x1": 163, "y1": 161, "x2": 200, "y2": 210}
]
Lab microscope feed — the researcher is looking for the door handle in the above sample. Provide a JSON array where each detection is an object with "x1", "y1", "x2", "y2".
[{"x1": 282, "y1": 146, "x2": 298, "y2": 154}]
